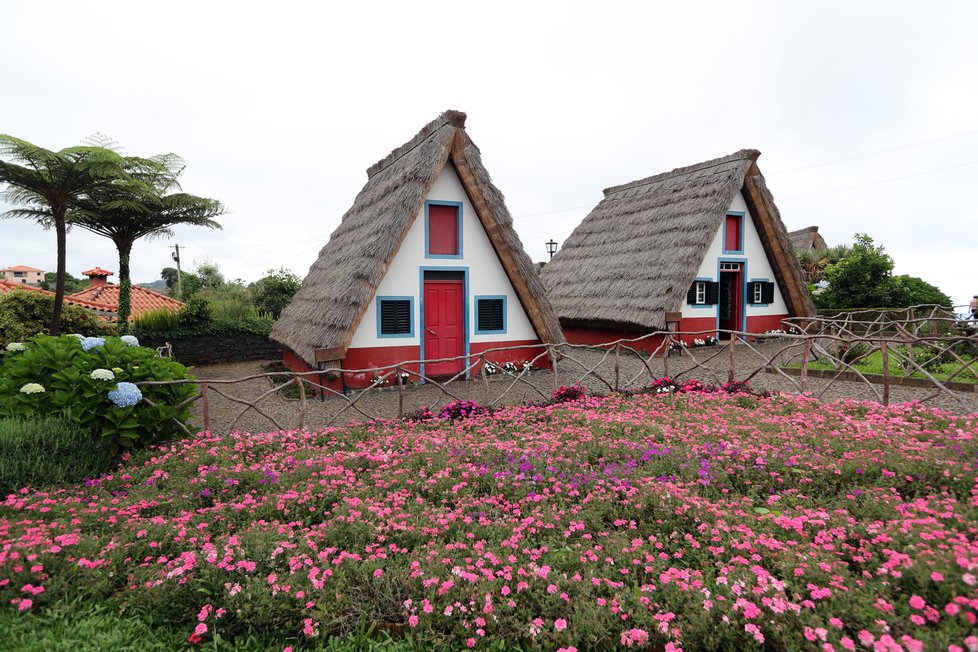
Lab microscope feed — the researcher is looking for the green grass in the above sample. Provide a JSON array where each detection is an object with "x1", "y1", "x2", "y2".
[
  {"x1": 0, "y1": 602, "x2": 525, "y2": 651},
  {"x1": 792, "y1": 345, "x2": 978, "y2": 383}
]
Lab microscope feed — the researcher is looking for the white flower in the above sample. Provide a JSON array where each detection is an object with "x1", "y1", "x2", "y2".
[
  {"x1": 5, "y1": 342, "x2": 26, "y2": 352},
  {"x1": 90, "y1": 368, "x2": 115, "y2": 381},
  {"x1": 120, "y1": 335, "x2": 140, "y2": 347},
  {"x1": 19, "y1": 383, "x2": 45, "y2": 394}
]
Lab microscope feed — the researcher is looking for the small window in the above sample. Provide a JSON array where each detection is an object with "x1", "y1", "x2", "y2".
[
  {"x1": 687, "y1": 281, "x2": 719, "y2": 306},
  {"x1": 377, "y1": 297, "x2": 413, "y2": 337},
  {"x1": 724, "y1": 214, "x2": 743, "y2": 253},
  {"x1": 426, "y1": 201, "x2": 462, "y2": 258},
  {"x1": 475, "y1": 296, "x2": 506, "y2": 334},
  {"x1": 747, "y1": 281, "x2": 775, "y2": 305}
]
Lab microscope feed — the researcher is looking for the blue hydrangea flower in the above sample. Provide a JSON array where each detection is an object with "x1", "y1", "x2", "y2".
[
  {"x1": 108, "y1": 381, "x2": 142, "y2": 408},
  {"x1": 80, "y1": 337, "x2": 106, "y2": 352},
  {"x1": 120, "y1": 335, "x2": 140, "y2": 347}
]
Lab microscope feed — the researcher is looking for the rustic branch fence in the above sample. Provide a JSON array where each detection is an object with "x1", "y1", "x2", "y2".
[{"x1": 137, "y1": 305, "x2": 978, "y2": 436}]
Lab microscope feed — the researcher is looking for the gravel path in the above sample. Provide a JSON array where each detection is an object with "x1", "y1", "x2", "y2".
[{"x1": 189, "y1": 341, "x2": 978, "y2": 435}]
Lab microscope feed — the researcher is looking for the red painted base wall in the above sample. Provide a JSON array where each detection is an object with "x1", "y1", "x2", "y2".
[
  {"x1": 282, "y1": 339, "x2": 550, "y2": 391},
  {"x1": 562, "y1": 314, "x2": 791, "y2": 352}
]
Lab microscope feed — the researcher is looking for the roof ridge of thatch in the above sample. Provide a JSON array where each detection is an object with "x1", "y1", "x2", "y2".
[
  {"x1": 366, "y1": 110, "x2": 467, "y2": 179},
  {"x1": 603, "y1": 149, "x2": 760, "y2": 197}
]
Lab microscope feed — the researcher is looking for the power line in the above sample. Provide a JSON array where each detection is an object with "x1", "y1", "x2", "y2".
[
  {"x1": 781, "y1": 158, "x2": 978, "y2": 202},
  {"x1": 769, "y1": 127, "x2": 978, "y2": 175}
]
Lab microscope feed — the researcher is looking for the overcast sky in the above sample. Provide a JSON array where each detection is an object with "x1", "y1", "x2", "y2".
[{"x1": 2, "y1": 1, "x2": 976, "y2": 307}]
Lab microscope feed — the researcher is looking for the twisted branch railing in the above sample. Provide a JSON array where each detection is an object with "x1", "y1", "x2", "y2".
[{"x1": 136, "y1": 306, "x2": 978, "y2": 435}]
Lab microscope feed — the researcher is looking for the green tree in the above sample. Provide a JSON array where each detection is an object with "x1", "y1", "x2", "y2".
[
  {"x1": 815, "y1": 234, "x2": 951, "y2": 310},
  {"x1": 890, "y1": 275, "x2": 952, "y2": 308},
  {"x1": 69, "y1": 155, "x2": 224, "y2": 329},
  {"x1": 0, "y1": 136, "x2": 154, "y2": 333},
  {"x1": 250, "y1": 267, "x2": 301, "y2": 318},
  {"x1": 816, "y1": 234, "x2": 896, "y2": 309},
  {"x1": 39, "y1": 271, "x2": 86, "y2": 294}
]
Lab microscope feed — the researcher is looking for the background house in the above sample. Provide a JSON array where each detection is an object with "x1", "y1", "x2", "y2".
[
  {"x1": 540, "y1": 149, "x2": 814, "y2": 351},
  {"x1": 0, "y1": 265, "x2": 44, "y2": 286},
  {"x1": 787, "y1": 226, "x2": 828, "y2": 254},
  {"x1": 272, "y1": 110, "x2": 564, "y2": 388}
]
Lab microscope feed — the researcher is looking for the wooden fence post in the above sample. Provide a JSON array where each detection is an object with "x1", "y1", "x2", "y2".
[
  {"x1": 728, "y1": 333, "x2": 736, "y2": 384},
  {"x1": 297, "y1": 377, "x2": 306, "y2": 431},
  {"x1": 800, "y1": 339, "x2": 811, "y2": 393},
  {"x1": 201, "y1": 382, "x2": 210, "y2": 433},
  {"x1": 614, "y1": 343, "x2": 621, "y2": 393},
  {"x1": 881, "y1": 341, "x2": 890, "y2": 406},
  {"x1": 396, "y1": 364, "x2": 404, "y2": 418},
  {"x1": 663, "y1": 334, "x2": 670, "y2": 379}
]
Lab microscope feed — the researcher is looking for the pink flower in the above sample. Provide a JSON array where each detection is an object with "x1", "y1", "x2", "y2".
[
  {"x1": 408, "y1": 615, "x2": 419, "y2": 628},
  {"x1": 466, "y1": 638, "x2": 476, "y2": 648},
  {"x1": 194, "y1": 623, "x2": 207, "y2": 637},
  {"x1": 909, "y1": 594, "x2": 926, "y2": 610},
  {"x1": 18, "y1": 598, "x2": 32, "y2": 611},
  {"x1": 555, "y1": 618, "x2": 567, "y2": 632}
]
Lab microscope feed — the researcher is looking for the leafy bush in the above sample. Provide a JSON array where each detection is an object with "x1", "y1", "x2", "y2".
[
  {"x1": 0, "y1": 289, "x2": 112, "y2": 348},
  {"x1": 0, "y1": 416, "x2": 114, "y2": 493},
  {"x1": 0, "y1": 335, "x2": 197, "y2": 448},
  {"x1": 131, "y1": 295, "x2": 274, "y2": 340},
  {"x1": 250, "y1": 267, "x2": 301, "y2": 319},
  {"x1": 129, "y1": 307, "x2": 180, "y2": 333}
]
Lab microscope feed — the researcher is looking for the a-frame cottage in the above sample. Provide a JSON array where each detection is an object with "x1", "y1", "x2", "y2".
[
  {"x1": 272, "y1": 110, "x2": 564, "y2": 388},
  {"x1": 540, "y1": 149, "x2": 814, "y2": 351}
]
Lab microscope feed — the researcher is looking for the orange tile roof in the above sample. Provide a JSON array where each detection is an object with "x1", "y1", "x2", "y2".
[
  {"x1": 69, "y1": 284, "x2": 184, "y2": 319},
  {"x1": 81, "y1": 267, "x2": 114, "y2": 277},
  {"x1": 1, "y1": 265, "x2": 44, "y2": 272},
  {"x1": 0, "y1": 280, "x2": 47, "y2": 293},
  {"x1": 0, "y1": 280, "x2": 116, "y2": 313}
]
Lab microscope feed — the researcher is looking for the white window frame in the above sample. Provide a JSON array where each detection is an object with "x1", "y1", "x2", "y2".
[
  {"x1": 753, "y1": 283, "x2": 764, "y2": 304},
  {"x1": 695, "y1": 282, "x2": 706, "y2": 304}
]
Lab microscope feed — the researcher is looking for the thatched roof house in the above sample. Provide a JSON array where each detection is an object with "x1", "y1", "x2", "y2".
[
  {"x1": 787, "y1": 226, "x2": 828, "y2": 253},
  {"x1": 540, "y1": 149, "x2": 814, "y2": 344},
  {"x1": 272, "y1": 110, "x2": 563, "y2": 384}
]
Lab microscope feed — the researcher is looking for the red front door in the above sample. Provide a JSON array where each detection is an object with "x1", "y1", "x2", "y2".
[
  {"x1": 718, "y1": 266, "x2": 742, "y2": 335},
  {"x1": 423, "y1": 280, "x2": 464, "y2": 377}
]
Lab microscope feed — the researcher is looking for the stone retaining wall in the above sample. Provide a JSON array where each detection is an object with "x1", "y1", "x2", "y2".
[{"x1": 140, "y1": 335, "x2": 281, "y2": 366}]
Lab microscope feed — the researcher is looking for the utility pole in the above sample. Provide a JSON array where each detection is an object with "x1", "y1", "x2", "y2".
[{"x1": 170, "y1": 244, "x2": 183, "y2": 299}]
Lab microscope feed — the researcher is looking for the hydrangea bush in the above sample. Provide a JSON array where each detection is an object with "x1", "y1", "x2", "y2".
[{"x1": 0, "y1": 335, "x2": 197, "y2": 448}]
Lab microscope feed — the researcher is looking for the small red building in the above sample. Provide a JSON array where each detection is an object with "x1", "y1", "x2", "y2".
[
  {"x1": 272, "y1": 111, "x2": 564, "y2": 389},
  {"x1": 540, "y1": 150, "x2": 814, "y2": 352}
]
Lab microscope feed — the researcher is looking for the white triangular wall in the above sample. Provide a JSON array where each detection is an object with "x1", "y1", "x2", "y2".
[
  {"x1": 680, "y1": 191, "x2": 789, "y2": 320},
  {"x1": 349, "y1": 164, "x2": 538, "y2": 348}
]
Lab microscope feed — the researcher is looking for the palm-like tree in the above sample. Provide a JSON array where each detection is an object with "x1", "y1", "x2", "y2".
[
  {"x1": 0, "y1": 136, "x2": 154, "y2": 333},
  {"x1": 70, "y1": 155, "x2": 225, "y2": 328}
]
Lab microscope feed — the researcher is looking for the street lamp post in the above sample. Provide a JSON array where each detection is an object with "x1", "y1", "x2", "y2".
[{"x1": 545, "y1": 239, "x2": 558, "y2": 260}]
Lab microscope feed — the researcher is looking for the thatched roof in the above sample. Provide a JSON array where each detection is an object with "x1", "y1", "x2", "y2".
[
  {"x1": 787, "y1": 226, "x2": 828, "y2": 253},
  {"x1": 272, "y1": 110, "x2": 564, "y2": 367},
  {"x1": 540, "y1": 149, "x2": 815, "y2": 331}
]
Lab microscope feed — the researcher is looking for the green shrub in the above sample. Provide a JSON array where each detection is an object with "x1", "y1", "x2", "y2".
[
  {"x1": 0, "y1": 289, "x2": 112, "y2": 348},
  {"x1": 0, "y1": 335, "x2": 198, "y2": 448},
  {"x1": 130, "y1": 307, "x2": 180, "y2": 333},
  {"x1": 0, "y1": 416, "x2": 114, "y2": 493},
  {"x1": 131, "y1": 295, "x2": 274, "y2": 340}
]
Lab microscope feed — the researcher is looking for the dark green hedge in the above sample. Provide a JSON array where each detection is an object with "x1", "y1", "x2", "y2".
[{"x1": 0, "y1": 417, "x2": 114, "y2": 493}]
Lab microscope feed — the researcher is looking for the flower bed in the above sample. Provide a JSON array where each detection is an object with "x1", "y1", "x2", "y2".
[{"x1": 2, "y1": 392, "x2": 977, "y2": 650}]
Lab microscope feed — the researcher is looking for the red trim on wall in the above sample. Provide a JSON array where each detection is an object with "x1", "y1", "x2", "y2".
[
  {"x1": 343, "y1": 345, "x2": 422, "y2": 388},
  {"x1": 562, "y1": 328, "x2": 667, "y2": 355},
  {"x1": 746, "y1": 313, "x2": 790, "y2": 334}
]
